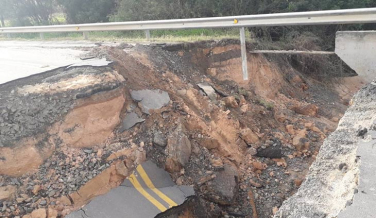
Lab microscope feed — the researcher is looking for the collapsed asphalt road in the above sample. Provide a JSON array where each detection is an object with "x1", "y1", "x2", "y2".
[
  {"x1": 67, "y1": 161, "x2": 194, "y2": 218},
  {"x1": 0, "y1": 40, "x2": 368, "y2": 218}
]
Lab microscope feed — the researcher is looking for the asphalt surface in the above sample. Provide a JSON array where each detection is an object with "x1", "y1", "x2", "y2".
[
  {"x1": 66, "y1": 161, "x2": 194, "y2": 218},
  {"x1": 338, "y1": 129, "x2": 376, "y2": 218},
  {"x1": 0, "y1": 41, "x2": 120, "y2": 85}
]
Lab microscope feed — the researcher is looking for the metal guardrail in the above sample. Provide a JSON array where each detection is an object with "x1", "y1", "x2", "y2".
[
  {"x1": 1, "y1": 8, "x2": 376, "y2": 33},
  {"x1": 1, "y1": 8, "x2": 376, "y2": 80}
]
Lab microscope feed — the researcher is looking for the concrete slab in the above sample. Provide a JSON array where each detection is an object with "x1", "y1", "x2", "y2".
[
  {"x1": 66, "y1": 161, "x2": 194, "y2": 218},
  {"x1": 336, "y1": 31, "x2": 376, "y2": 82},
  {"x1": 338, "y1": 130, "x2": 376, "y2": 218}
]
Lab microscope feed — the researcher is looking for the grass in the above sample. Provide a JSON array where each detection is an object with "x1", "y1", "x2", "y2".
[
  {"x1": 0, "y1": 28, "x2": 251, "y2": 42},
  {"x1": 256, "y1": 98, "x2": 274, "y2": 110}
]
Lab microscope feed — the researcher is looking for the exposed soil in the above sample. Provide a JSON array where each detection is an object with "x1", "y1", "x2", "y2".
[{"x1": 0, "y1": 40, "x2": 366, "y2": 218}]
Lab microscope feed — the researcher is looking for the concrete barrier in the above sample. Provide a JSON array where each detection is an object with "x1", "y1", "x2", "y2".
[{"x1": 336, "y1": 31, "x2": 376, "y2": 82}]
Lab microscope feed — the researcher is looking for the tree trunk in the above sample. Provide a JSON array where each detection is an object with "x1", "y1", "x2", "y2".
[{"x1": 0, "y1": 14, "x2": 5, "y2": 27}]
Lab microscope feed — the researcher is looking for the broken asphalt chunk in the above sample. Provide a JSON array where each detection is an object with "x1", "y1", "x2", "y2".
[
  {"x1": 67, "y1": 58, "x2": 112, "y2": 68},
  {"x1": 131, "y1": 89, "x2": 170, "y2": 114},
  {"x1": 119, "y1": 112, "x2": 145, "y2": 132},
  {"x1": 66, "y1": 161, "x2": 195, "y2": 218}
]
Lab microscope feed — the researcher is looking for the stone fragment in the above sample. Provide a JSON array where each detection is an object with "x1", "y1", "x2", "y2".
[
  {"x1": 198, "y1": 138, "x2": 220, "y2": 150},
  {"x1": 292, "y1": 129, "x2": 309, "y2": 150},
  {"x1": 153, "y1": 131, "x2": 167, "y2": 147},
  {"x1": 249, "y1": 179, "x2": 263, "y2": 188},
  {"x1": 292, "y1": 104, "x2": 319, "y2": 116},
  {"x1": 39, "y1": 199, "x2": 47, "y2": 206},
  {"x1": 240, "y1": 128, "x2": 259, "y2": 146},
  {"x1": 31, "y1": 208, "x2": 46, "y2": 218},
  {"x1": 115, "y1": 161, "x2": 129, "y2": 177},
  {"x1": 286, "y1": 125, "x2": 295, "y2": 135},
  {"x1": 119, "y1": 112, "x2": 145, "y2": 132},
  {"x1": 107, "y1": 148, "x2": 133, "y2": 161},
  {"x1": 135, "y1": 149, "x2": 146, "y2": 165},
  {"x1": 47, "y1": 208, "x2": 58, "y2": 218},
  {"x1": 59, "y1": 196, "x2": 72, "y2": 206},
  {"x1": 165, "y1": 157, "x2": 182, "y2": 173},
  {"x1": 210, "y1": 157, "x2": 224, "y2": 169},
  {"x1": 166, "y1": 124, "x2": 192, "y2": 168},
  {"x1": 240, "y1": 104, "x2": 249, "y2": 113},
  {"x1": 256, "y1": 139, "x2": 283, "y2": 159},
  {"x1": 251, "y1": 161, "x2": 267, "y2": 171},
  {"x1": 0, "y1": 185, "x2": 16, "y2": 201},
  {"x1": 223, "y1": 96, "x2": 239, "y2": 108},
  {"x1": 203, "y1": 164, "x2": 238, "y2": 205},
  {"x1": 197, "y1": 83, "x2": 216, "y2": 100},
  {"x1": 130, "y1": 89, "x2": 170, "y2": 114},
  {"x1": 198, "y1": 173, "x2": 216, "y2": 185}
]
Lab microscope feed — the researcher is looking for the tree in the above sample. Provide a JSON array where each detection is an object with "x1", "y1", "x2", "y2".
[
  {"x1": 58, "y1": 0, "x2": 116, "y2": 24},
  {"x1": 0, "y1": 0, "x2": 55, "y2": 26},
  {"x1": 0, "y1": 0, "x2": 12, "y2": 27}
]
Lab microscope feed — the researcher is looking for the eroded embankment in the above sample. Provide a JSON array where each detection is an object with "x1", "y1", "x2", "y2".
[
  {"x1": 0, "y1": 40, "x2": 365, "y2": 218},
  {"x1": 275, "y1": 83, "x2": 376, "y2": 218}
]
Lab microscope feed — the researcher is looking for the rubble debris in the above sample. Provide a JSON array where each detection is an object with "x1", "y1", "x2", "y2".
[
  {"x1": 276, "y1": 83, "x2": 376, "y2": 218},
  {"x1": 119, "y1": 112, "x2": 145, "y2": 132},
  {"x1": 0, "y1": 40, "x2": 362, "y2": 218},
  {"x1": 131, "y1": 89, "x2": 170, "y2": 114}
]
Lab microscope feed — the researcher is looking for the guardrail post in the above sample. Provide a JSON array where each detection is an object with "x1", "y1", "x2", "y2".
[
  {"x1": 6, "y1": 33, "x2": 11, "y2": 39},
  {"x1": 145, "y1": 30, "x2": 151, "y2": 41},
  {"x1": 40, "y1": 33, "x2": 44, "y2": 40},
  {"x1": 83, "y1": 32, "x2": 88, "y2": 40},
  {"x1": 240, "y1": 27, "x2": 249, "y2": 81}
]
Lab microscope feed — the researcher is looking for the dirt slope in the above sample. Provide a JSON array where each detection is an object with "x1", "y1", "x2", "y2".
[{"x1": 0, "y1": 40, "x2": 365, "y2": 218}]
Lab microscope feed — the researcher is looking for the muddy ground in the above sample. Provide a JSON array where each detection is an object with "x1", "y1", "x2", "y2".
[{"x1": 0, "y1": 40, "x2": 366, "y2": 218}]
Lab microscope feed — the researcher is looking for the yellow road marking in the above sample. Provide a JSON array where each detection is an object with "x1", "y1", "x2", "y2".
[
  {"x1": 137, "y1": 165, "x2": 178, "y2": 208},
  {"x1": 128, "y1": 174, "x2": 167, "y2": 212}
]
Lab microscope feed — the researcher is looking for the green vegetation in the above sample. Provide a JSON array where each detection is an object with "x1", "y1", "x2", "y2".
[
  {"x1": 256, "y1": 98, "x2": 274, "y2": 110},
  {"x1": 57, "y1": 0, "x2": 116, "y2": 24},
  {"x1": 0, "y1": 28, "x2": 243, "y2": 42}
]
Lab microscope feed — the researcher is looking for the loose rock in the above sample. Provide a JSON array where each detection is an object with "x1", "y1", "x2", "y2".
[{"x1": 153, "y1": 131, "x2": 167, "y2": 147}]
